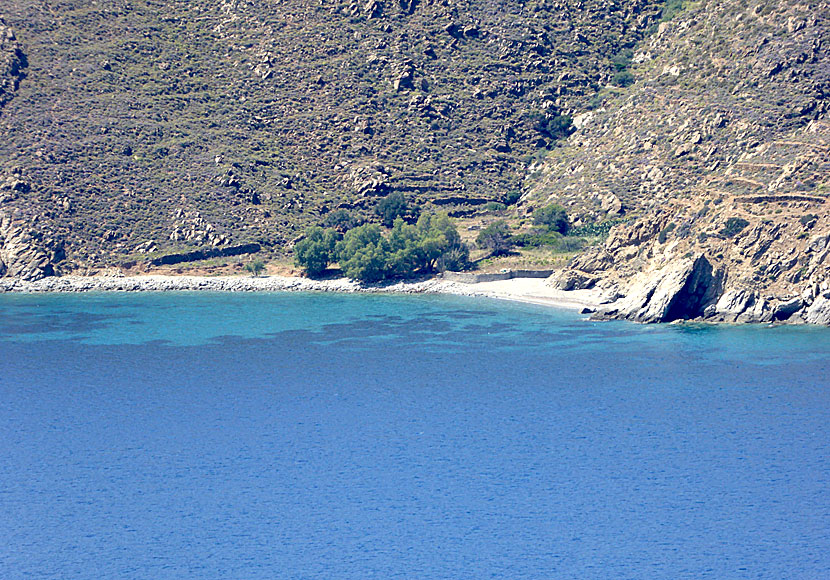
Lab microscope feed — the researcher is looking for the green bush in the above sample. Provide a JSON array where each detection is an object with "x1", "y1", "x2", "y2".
[
  {"x1": 529, "y1": 112, "x2": 575, "y2": 141},
  {"x1": 476, "y1": 221, "x2": 514, "y2": 256},
  {"x1": 502, "y1": 190, "x2": 522, "y2": 206},
  {"x1": 244, "y1": 260, "x2": 266, "y2": 277},
  {"x1": 484, "y1": 201, "x2": 506, "y2": 212},
  {"x1": 532, "y1": 204, "x2": 570, "y2": 234},
  {"x1": 323, "y1": 209, "x2": 360, "y2": 232},
  {"x1": 557, "y1": 236, "x2": 585, "y2": 253},
  {"x1": 720, "y1": 217, "x2": 750, "y2": 238},
  {"x1": 332, "y1": 214, "x2": 470, "y2": 282},
  {"x1": 568, "y1": 219, "x2": 625, "y2": 238},
  {"x1": 612, "y1": 49, "x2": 633, "y2": 72},
  {"x1": 661, "y1": 0, "x2": 686, "y2": 21},
  {"x1": 612, "y1": 71, "x2": 635, "y2": 87},
  {"x1": 294, "y1": 226, "x2": 339, "y2": 277},
  {"x1": 512, "y1": 230, "x2": 563, "y2": 248},
  {"x1": 799, "y1": 214, "x2": 818, "y2": 226},
  {"x1": 658, "y1": 222, "x2": 676, "y2": 244},
  {"x1": 336, "y1": 224, "x2": 389, "y2": 283},
  {"x1": 376, "y1": 192, "x2": 411, "y2": 227}
]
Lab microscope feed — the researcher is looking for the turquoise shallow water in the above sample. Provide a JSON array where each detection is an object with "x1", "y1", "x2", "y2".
[{"x1": 0, "y1": 292, "x2": 828, "y2": 578}]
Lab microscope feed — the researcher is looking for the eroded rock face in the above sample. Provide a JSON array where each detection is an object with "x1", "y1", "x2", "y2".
[
  {"x1": 0, "y1": 212, "x2": 56, "y2": 281},
  {"x1": 597, "y1": 254, "x2": 722, "y2": 323},
  {"x1": 805, "y1": 295, "x2": 830, "y2": 325},
  {"x1": 524, "y1": 0, "x2": 830, "y2": 325}
]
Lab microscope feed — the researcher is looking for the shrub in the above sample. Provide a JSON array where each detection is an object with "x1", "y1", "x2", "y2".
[
  {"x1": 799, "y1": 214, "x2": 818, "y2": 226},
  {"x1": 611, "y1": 49, "x2": 633, "y2": 72},
  {"x1": 417, "y1": 213, "x2": 470, "y2": 272},
  {"x1": 476, "y1": 221, "x2": 514, "y2": 255},
  {"x1": 484, "y1": 201, "x2": 506, "y2": 212},
  {"x1": 533, "y1": 204, "x2": 570, "y2": 234},
  {"x1": 546, "y1": 115, "x2": 574, "y2": 140},
  {"x1": 512, "y1": 230, "x2": 563, "y2": 248},
  {"x1": 244, "y1": 260, "x2": 265, "y2": 277},
  {"x1": 529, "y1": 112, "x2": 575, "y2": 141},
  {"x1": 376, "y1": 191, "x2": 410, "y2": 227},
  {"x1": 323, "y1": 209, "x2": 360, "y2": 232},
  {"x1": 658, "y1": 222, "x2": 676, "y2": 244},
  {"x1": 661, "y1": 0, "x2": 686, "y2": 21},
  {"x1": 333, "y1": 214, "x2": 469, "y2": 282},
  {"x1": 557, "y1": 236, "x2": 585, "y2": 253},
  {"x1": 502, "y1": 190, "x2": 522, "y2": 205},
  {"x1": 294, "y1": 226, "x2": 339, "y2": 277},
  {"x1": 612, "y1": 71, "x2": 635, "y2": 87},
  {"x1": 568, "y1": 219, "x2": 625, "y2": 238},
  {"x1": 720, "y1": 217, "x2": 750, "y2": 238}
]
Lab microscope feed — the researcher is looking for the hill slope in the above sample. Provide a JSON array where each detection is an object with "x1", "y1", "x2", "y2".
[
  {"x1": 525, "y1": 0, "x2": 830, "y2": 324},
  {"x1": 0, "y1": 0, "x2": 662, "y2": 275}
]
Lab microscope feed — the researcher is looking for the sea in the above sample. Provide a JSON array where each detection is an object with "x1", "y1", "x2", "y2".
[{"x1": 0, "y1": 291, "x2": 828, "y2": 579}]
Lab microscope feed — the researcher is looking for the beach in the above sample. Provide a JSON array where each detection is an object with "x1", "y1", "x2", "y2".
[{"x1": 0, "y1": 274, "x2": 602, "y2": 312}]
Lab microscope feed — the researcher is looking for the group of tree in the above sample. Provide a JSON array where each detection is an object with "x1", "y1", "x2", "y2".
[
  {"x1": 476, "y1": 203, "x2": 571, "y2": 256},
  {"x1": 294, "y1": 213, "x2": 470, "y2": 283}
]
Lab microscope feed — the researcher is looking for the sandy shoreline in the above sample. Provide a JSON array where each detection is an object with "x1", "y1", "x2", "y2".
[{"x1": 0, "y1": 274, "x2": 602, "y2": 312}]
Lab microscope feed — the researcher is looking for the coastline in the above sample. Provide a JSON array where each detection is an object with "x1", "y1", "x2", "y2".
[{"x1": 0, "y1": 274, "x2": 602, "y2": 312}]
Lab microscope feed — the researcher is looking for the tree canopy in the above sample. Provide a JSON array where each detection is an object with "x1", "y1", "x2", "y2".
[
  {"x1": 294, "y1": 226, "x2": 339, "y2": 277},
  {"x1": 533, "y1": 204, "x2": 570, "y2": 234},
  {"x1": 295, "y1": 213, "x2": 470, "y2": 283},
  {"x1": 476, "y1": 221, "x2": 514, "y2": 256},
  {"x1": 375, "y1": 192, "x2": 411, "y2": 227}
]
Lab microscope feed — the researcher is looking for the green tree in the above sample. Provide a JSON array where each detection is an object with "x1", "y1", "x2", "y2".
[
  {"x1": 387, "y1": 217, "x2": 425, "y2": 276},
  {"x1": 336, "y1": 224, "x2": 390, "y2": 283},
  {"x1": 294, "y1": 226, "x2": 339, "y2": 277},
  {"x1": 376, "y1": 192, "x2": 410, "y2": 227},
  {"x1": 476, "y1": 221, "x2": 514, "y2": 256},
  {"x1": 417, "y1": 213, "x2": 470, "y2": 272},
  {"x1": 244, "y1": 260, "x2": 266, "y2": 277},
  {"x1": 533, "y1": 203, "x2": 570, "y2": 234},
  {"x1": 612, "y1": 70, "x2": 635, "y2": 87},
  {"x1": 323, "y1": 209, "x2": 359, "y2": 232}
]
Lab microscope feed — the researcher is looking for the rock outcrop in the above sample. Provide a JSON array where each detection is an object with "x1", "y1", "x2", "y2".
[
  {"x1": 594, "y1": 254, "x2": 722, "y2": 323},
  {"x1": 0, "y1": 211, "x2": 57, "y2": 281},
  {"x1": 0, "y1": 19, "x2": 25, "y2": 109},
  {"x1": 805, "y1": 295, "x2": 830, "y2": 325},
  {"x1": 527, "y1": 0, "x2": 830, "y2": 325}
]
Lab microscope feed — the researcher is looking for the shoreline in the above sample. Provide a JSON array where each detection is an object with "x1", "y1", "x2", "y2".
[{"x1": 0, "y1": 274, "x2": 602, "y2": 312}]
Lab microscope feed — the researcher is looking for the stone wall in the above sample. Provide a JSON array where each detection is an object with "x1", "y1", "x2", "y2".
[{"x1": 441, "y1": 269, "x2": 555, "y2": 284}]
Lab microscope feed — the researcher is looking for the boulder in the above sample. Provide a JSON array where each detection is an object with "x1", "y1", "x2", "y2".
[
  {"x1": 736, "y1": 297, "x2": 773, "y2": 324},
  {"x1": 807, "y1": 234, "x2": 829, "y2": 254},
  {"x1": 547, "y1": 269, "x2": 596, "y2": 291}
]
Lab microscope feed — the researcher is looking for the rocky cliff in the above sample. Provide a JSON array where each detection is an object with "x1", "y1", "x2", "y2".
[
  {"x1": 534, "y1": 0, "x2": 830, "y2": 324},
  {"x1": 0, "y1": 210, "x2": 60, "y2": 280}
]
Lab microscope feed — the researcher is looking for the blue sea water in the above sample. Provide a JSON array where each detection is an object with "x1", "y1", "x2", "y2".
[{"x1": 0, "y1": 291, "x2": 828, "y2": 579}]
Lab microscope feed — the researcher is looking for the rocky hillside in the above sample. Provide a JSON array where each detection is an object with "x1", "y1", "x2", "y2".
[
  {"x1": 0, "y1": 18, "x2": 25, "y2": 109},
  {"x1": 0, "y1": 0, "x2": 663, "y2": 277},
  {"x1": 529, "y1": 0, "x2": 830, "y2": 324}
]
